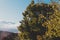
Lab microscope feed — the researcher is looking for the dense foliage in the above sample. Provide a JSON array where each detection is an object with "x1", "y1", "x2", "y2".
[{"x1": 18, "y1": 0, "x2": 60, "y2": 40}]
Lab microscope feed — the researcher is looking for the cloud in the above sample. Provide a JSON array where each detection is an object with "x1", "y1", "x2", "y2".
[
  {"x1": 0, "y1": 18, "x2": 20, "y2": 33},
  {"x1": 1, "y1": 21, "x2": 15, "y2": 24}
]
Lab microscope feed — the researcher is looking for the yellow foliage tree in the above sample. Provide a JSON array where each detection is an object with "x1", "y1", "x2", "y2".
[{"x1": 18, "y1": 0, "x2": 60, "y2": 40}]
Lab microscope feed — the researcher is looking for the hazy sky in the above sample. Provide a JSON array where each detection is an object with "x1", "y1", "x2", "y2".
[
  {"x1": 0, "y1": 0, "x2": 31, "y2": 33},
  {"x1": 0, "y1": 0, "x2": 31, "y2": 22},
  {"x1": 0, "y1": 0, "x2": 51, "y2": 33}
]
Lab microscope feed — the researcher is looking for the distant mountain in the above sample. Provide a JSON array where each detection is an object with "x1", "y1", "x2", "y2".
[{"x1": 0, "y1": 31, "x2": 18, "y2": 40}]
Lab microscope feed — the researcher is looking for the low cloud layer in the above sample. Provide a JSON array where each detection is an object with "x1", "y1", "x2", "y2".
[{"x1": 0, "y1": 19, "x2": 20, "y2": 33}]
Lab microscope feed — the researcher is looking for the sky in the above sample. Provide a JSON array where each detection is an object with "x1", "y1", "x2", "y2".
[
  {"x1": 0, "y1": 0, "x2": 31, "y2": 33},
  {"x1": 0, "y1": 0, "x2": 53, "y2": 33}
]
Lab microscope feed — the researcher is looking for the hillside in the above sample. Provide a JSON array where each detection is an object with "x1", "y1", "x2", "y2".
[{"x1": 0, "y1": 31, "x2": 18, "y2": 40}]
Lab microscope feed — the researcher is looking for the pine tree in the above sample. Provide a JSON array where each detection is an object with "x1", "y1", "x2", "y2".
[{"x1": 18, "y1": 0, "x2": 60, "y2": 40}]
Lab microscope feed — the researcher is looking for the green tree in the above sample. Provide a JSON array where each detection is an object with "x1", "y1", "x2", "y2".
[{"x1": 18, "y1": 0, "x2": 60, "y2": 40}]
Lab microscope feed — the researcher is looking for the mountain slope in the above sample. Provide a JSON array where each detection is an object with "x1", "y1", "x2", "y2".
[{"x1": 0, "y1": 31, "x2": 18, "y2": 40}]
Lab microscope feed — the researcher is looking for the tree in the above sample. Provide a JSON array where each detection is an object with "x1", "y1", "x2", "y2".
[
  {"x1": 18, "y1": 0, "x2": 60, "y2": 40},
  {"x1": 42, "y1": 3, "x2": 60, "y2": 40}
]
